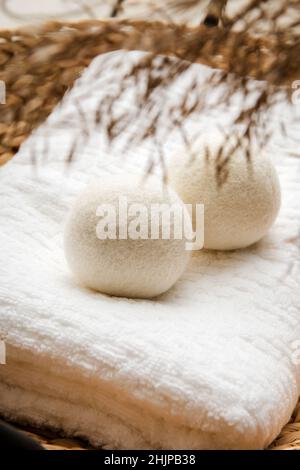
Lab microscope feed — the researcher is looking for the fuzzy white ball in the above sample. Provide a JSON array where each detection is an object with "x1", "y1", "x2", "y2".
[
  {"x1": 64, "y1": 175, "x2": 192, "y2": 298},
  {"x1": 168, "y1": 133, "x2": 281, "y2": 250}
]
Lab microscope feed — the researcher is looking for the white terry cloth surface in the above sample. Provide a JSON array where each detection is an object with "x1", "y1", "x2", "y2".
[{"x1": 0, "y1": 51, "x2": 300, "y2": 450}]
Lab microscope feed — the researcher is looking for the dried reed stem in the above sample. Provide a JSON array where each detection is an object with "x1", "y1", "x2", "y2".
[{"x1": 0, "y1": 2, "x2": 299, "y2": 166}]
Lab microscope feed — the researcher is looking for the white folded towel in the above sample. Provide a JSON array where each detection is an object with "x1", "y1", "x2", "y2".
[{"x1": 0, "y1": 51, "x2": 300, "y2": 449}]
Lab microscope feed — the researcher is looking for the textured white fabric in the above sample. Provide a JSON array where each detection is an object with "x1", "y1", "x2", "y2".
[
  {"x1": 168, "y1": 132, "x2": 281, "y2": 250},
  {"x1": 0, "y1": 51, "x2": 300, "y2": 450}
]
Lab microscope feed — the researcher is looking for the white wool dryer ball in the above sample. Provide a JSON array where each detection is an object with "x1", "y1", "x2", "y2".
[
  {"x1": 168, "y1": 132, "x2": 281, "y2": 250},
  {"x1": 64, "y1": 175, "x2": 192, "y2": 298}
]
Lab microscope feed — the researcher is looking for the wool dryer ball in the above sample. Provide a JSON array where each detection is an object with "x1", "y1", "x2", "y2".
[
  {"x1": 168, "y1": 132, "x2": 281, "y2": 250},
  {"x1": 64, "y1": 175, "x2": 192, "y2": 299}
]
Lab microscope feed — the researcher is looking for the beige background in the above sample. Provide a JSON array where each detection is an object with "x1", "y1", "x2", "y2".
[{"x1": 0, "y1": 0, "x2": 257, "y2": 29}]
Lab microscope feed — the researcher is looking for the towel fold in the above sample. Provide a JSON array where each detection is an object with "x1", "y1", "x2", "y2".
[{"x1": 0, "y1": 51, "x2": 300, "y2": 449}]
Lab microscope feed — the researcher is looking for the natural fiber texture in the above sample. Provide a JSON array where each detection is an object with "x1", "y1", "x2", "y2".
[
  {"x1": 0, "y1": 48, "x2": 300, "y2": 450},
  {"x1": 11, "y1": 422, "x2": 91, "y2": 450}
]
